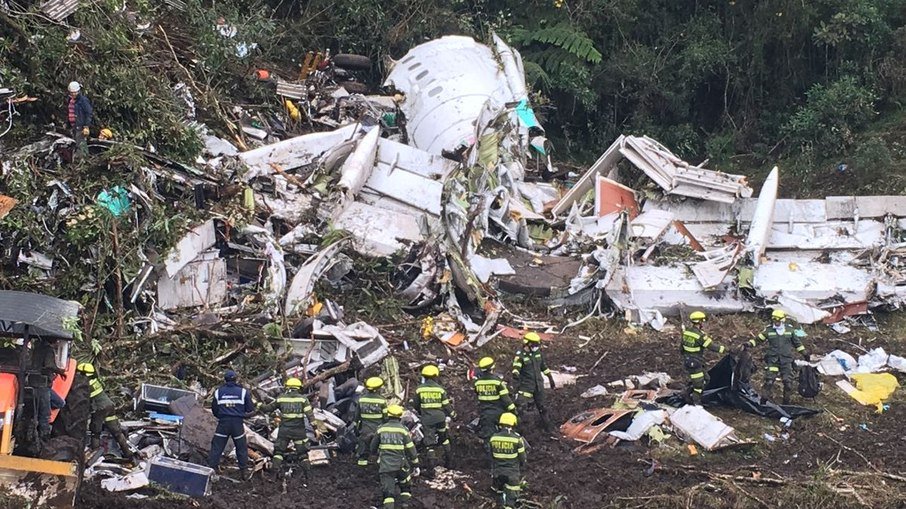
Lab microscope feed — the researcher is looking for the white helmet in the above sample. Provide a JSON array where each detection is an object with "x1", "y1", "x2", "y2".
[{"x1": 68, "y1": 81, "x2": 81, "y2": 93}]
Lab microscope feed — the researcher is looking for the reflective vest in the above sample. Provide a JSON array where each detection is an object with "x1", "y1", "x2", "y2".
[
  {"x1": 374, "y1": 418, "x2": 418, "y2": 473},
  {"x1": 88, "y1": 376, "x2": 104, "y2": 398},
  {"x1": 415, "y1": 380, "x2": 451, "y2": 425},
  {"x1": 681, "y1": 327, "x2": 724, "y2": 357},
  {"x1": 275, "y1": 390, "x2": 312, "y2": 421},
  {"x1": 474, "y1": 374, "x2": 514, "y2": 412},
  {"x1": 213, "y1": 382, "x2": 251, "y2": 419},
  {"x1": 489, "y1": 428, "x2": 526, "y2": 470},
  {"x1": 357, "y1": 389, "x2": 387, "y2": 423}
]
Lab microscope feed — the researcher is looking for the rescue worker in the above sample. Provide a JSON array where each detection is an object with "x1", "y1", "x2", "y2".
[
  {"x1": 511, "y1": 332, "x2": 556, "y2": 432},
  {"x1": 489, "y1": 412, "x2": 527, "y2": 509},
  {"x1": 411, "y1": 364, "x2": 454, "y2": 473},
  {"x1": 257, "y1": 377, "x2": 320, "y2": 479},
  {"x1": 76, "y1": 362, "x2": 133, "y2": 460},
  {"x1": 207, "y1": 369, "x2": 254, "y2": 479},
  {"x1": 369, "y1": 404, "x2": 419, "y2": 509},
  {"x1": 474, "y1": 357, "x2": 516, "y2": 441},
  {"x1": 65, "y1": 81, "x2": 93, "y2": 157},
  {"x1": 29, "y1": 338, "x2": 67, "y2": 437},
  {"x1": 354, "y1": 376, "x2": 388, "y2": 467},
  {"x1": 680, "y1": 311, "x2": 726, "y2": 405},
  {"x1": 745, "y1": 309, "x2": 809, "y2": 404}
]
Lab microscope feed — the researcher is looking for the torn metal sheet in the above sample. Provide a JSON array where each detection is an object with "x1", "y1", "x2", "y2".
[
  {"x1": 629, "y1": 209, "x2": 674, "y2": 240},
  {"x1": 609, "y1": 410, "x2": 668, "y2": 441},
  {"x1": 753, "y1": 260, "x2": 874, "y2": 303},
  {"x1": 667, "y1": 405, "x2": 740, "y2": 451},
  {"x1": 313, "y1": 322, "x2": 390, "y2": 368},
  {"x1": 552, "y1": 136, "x2": 626, "y2": 217},
  {"x1": 606, "y1": 264, "x2": 753, "y2": 317},
  {"x1": 284, "y1": 240, "x2": 347, "y2": 316},
  {"x1": 157, "y1": 253, "x2": 227, "y2": 310},
  {"x1": 333, "y1": 201, "x2": 426, "y2": 256},
  {"x1": 40, "y1": 0, "x2": 79, "y2": 21},
  {"x1": 239, "y1": 123, "x2": 360, "y2": 180},
  {"x1": 691, "y1": 243, "x2": 742, "y2": 289},
  {"x1": 560, "y1": 408, "x2": 634, "y2": 444},
  {"x1": 163, "y1": 220, "x2": 216, "y2": 278},
  {"x1": 467, "y1": 254, "x2": 515, "y2": 283}
]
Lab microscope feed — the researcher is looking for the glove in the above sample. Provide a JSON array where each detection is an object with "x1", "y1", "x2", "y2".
[
  {"x1": 741, "y1": 342, "x2": 750, "y2": 351},
  {"x1": 411, "y1": 467, "x2": 420, "y2": 478},
  {"x1": 59, "y1": 372, "x2": 67, "y2": 381},
  {"x1": 81, "y1": 127, "x2": 89, "y2": 136},
  {"x1": 547, "y1": 375, "x2": 556, "y2": 390},
  {"x1": 801, "y1": 350, "x2": 810, "y2": 360}
]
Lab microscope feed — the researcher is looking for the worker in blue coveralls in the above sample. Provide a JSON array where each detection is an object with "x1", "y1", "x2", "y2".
[{"x1": 207, "y1": 369, "x2": 255, "y2": 480}]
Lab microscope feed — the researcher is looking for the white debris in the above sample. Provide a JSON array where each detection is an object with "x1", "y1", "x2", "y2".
[
  {"x1": 856, "y1": 347, "x2": 889, "y2": 373},
  {"x1": 580, "y1": 385, "x2": 608, "y2": 398},
  {"x1": 818, "y1": 350, "x2": 858, "y2": 376},
  {"x1": 610, "y1": 409, "x2": 668, "y2": 441},
  {"x1": 667, "y1": 405, "x2": 741, "y2": 451}
]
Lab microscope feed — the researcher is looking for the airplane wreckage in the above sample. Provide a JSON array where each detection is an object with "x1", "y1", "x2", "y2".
[{"x1": 4, "y1": 35, "x2": 906, "y2": 351}]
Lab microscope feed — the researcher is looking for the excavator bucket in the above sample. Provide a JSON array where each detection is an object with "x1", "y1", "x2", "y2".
[
  {"x1": 0, "y1": 455, "x2": 80, "y2": 507},
  {"x1": 0, "y1": 373, "x2": 80, "y2": 508}
]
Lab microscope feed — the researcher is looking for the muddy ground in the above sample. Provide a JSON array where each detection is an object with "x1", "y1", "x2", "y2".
[{"x1": 78, "y1": 311, "x2": 906, "y2": 508}]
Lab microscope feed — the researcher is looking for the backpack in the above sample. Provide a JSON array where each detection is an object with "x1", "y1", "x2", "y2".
[{"x1": 798, "y1": 365, "x2": 821, "y2": 398}]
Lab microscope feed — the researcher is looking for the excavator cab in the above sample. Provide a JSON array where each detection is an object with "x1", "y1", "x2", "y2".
[{"x1": 0, "y1": 291, "x2": 87, "y2": 507}]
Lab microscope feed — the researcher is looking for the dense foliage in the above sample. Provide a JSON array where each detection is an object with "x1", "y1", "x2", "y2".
[{"x1": 2, "y1": 0, "x2": 905, "y2": 194}]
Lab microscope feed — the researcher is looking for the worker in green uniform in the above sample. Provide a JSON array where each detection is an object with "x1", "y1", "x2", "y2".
[
  {"x1": 257, "y1": 377, "x2": 320, "y2": 480},
  {"x1": 76, "y1": 362, "x2": 134, "y2": 460},
  {"x1": 745, "y1": 309, "x2": 809, "y2": 404},
  {"x1": 488, "y1": 412, "x2": 527, "y2": 509},
  {"x1": 355, "y1": 376, "x2": 388, "y2": 466},
  {"x1": 680, "y1": 311, "x2": 726, "y2": 405},
  {"x1": 411, "y1": 364, "x2": 454, "y2": 474},
  {"x1": 511, "y1": 332, "x2": 556, "y2": 431},
  {"x1": 473, "y1": 357, "x2": 516, "y2": 441},
  {"x1": 370, "y1": 404, "x2": 419, "y2": 509}
]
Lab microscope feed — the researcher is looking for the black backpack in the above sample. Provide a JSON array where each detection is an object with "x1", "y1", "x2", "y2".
[{"x1": 798, "y1": 365, "x2": 821, "y2": 398}]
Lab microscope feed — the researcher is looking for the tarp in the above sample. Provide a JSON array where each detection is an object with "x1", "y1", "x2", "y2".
[
  {"x1": 839, "y1": 373, "x2": 899, "y2": 410},
  {"x1": 702, "y1": 354, "x2": 821, "y2": 420}
]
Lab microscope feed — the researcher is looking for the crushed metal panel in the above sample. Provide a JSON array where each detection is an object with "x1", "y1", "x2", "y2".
[
  {"x1": 284, "y1": 241, "x2": 347, "y2": 316},
  {"x1": 363, "y1": 150, "x2": 445, "y2": 215},
  {"x1": 691, "y1": 243, "x2": 742, "y2": 289},
  {"x1": 767, "y1": 220, "x2": 886, "y2": 250},
  {"x1": 239, "y1": 123, "x2": 360, "y2": 178},
  {"x1": 667, "y1": 405, "x2": 739, "y2": 450},
  {"x1": 606, "y1": 265, "x2": 753, "y2": 316},
  {"x1": 826, "y1": 196, "x2": 906, "y2": 219},
  {"x1": 332, "y1": 201, "x2": 425, "y2": 256},
  {"x1": 467, "y1": 254, "x2": 515, "y2": 283},
  {"x1": 376, "y1": 137, "x2": 456, "y2": 180},
  {"x1": 560, "y1": 408, "x2": 634, "y2": 443},
  {"x1": 157, "y1": 256, "x2": 227, "y2": 310},
  {"x1": 163, "y1": 220, "x2": 216, "y2": 278},
  {"x1": 753, "y1": 260, "x2": 874, "y2": 303},
  {"x1": 629, "y1": 209, "x2": 674, "y2": 239},
  {"x1": 552, "y1": 136, "x2": 625, "y2": 217},
  {"x1": 317, "y1": 322, "x2": 390, "y2": 368},
  {"x1": 595, "y1": 176, "x2": 639, "y2": 219},
  {"x1": 40, "y1": 0, "x2": 79, "y2": 21}
]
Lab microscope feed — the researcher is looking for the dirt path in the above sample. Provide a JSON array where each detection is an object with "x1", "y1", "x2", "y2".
[{"x1": 79, "y1": 313, "x2": 906, "y2": 508}]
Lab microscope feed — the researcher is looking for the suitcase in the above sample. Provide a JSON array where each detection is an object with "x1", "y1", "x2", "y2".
[{"x1": 148, "y1": 456, "x2": 214, "y2": 497}]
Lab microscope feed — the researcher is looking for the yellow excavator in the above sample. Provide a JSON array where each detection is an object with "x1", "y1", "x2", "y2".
[{"x1": 0, "y1": 291, "x2": 88, "y2": 507}]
